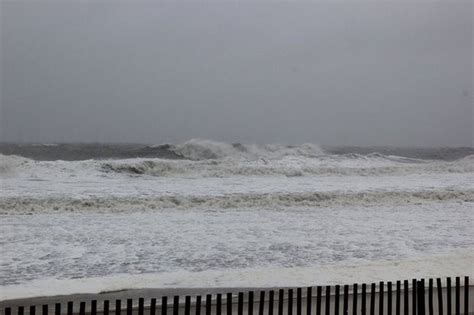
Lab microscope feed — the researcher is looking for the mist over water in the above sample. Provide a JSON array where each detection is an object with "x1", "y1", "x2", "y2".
[{"x1": 1, "y1": 0, "x2": 473, "y2": 299}]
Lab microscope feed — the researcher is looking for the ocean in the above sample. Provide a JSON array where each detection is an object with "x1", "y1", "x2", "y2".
[{"x1": 1, "y1": 140, "x2": 473, "y2": 300}]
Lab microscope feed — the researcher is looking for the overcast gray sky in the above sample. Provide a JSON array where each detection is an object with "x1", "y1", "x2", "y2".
[{"x1": 1, "y1": 1, "x2": 472, "y2": 146}]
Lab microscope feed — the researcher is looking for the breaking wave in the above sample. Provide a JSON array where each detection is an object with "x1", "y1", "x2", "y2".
[
  {"x1": 100, "y1": 155, "x2": 473, "y2": 178},
  {"x1": 168, "y1": 139, "x2": 325, "y2": 160},
  {"x1": 2, "y1": 189, "x2": 473, "y2": 214}
]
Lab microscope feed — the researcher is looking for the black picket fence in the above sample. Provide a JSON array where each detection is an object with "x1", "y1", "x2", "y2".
[{"x1": 2, "y1": 276, "x2": 471, "y2": 315}]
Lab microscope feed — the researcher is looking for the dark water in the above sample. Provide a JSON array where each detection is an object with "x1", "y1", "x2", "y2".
[{"x1": 0, "y1": 142, "x2": 473, "y2": 161}]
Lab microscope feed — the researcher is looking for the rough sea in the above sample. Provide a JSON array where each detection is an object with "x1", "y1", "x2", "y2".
[{"x1": 1, "y1": 140, "x2": 473, "y2": 299}]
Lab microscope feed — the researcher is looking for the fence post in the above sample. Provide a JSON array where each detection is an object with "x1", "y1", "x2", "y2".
[
  {"x1": 175, "y1": 296, "x2": 181, "y2": 315},
  {"x1": 226, "y1": 293, "x2": 232, "y2": 315},
  {"x1": 325, "y1": 286, "x2": 331, "y2": 315},
  {"x1": 361, "y1": 284, "x2": 366, "y2": 315},
  {"x1": 417, "y1": 280, "x2": 425, "y2": 315},
  {"x1": 238, "y1": 292, "x2": 244, "y2": 315},
  {"x1": 127, "y1": 299, "x2": 133, "y2": 315},
  {"x1": 335, "y1": 285, "x2": 340, "y2": 315},
  {"x1": 196, "y1": 296, "x2": 201, "y2": 315},
  {"x1": 185, "y1": 296, "x2": 191, "y2": 315},
  {"x1": 138, "y1": 298, "x2": 144, "y2": 315},
  {"x1": 455, "y1": 277, "x2": 460, "y2": 315},
  {"x1": 352, "y1": 283, "x2": 358, "y2": 315},
  {"x1": 428, "y1": 279, "x2": 433, "y2": 315},
  {"x1": 287, "y1": 289, "x2": 293, "y2": 315},
  {"x1": 306, "y1": 287, "x2": 312, "y2": 315},
  {"x1": 217, "y1": 293, "x2": 222, "y2": 315},
  {"x1": 151, "y1": 298, "x2": 156, "y2": 315},
  {"x1": 161, "y1": 297, "x2": 168, "y2": 315},
  {"x1": 447, "y1": 277, "x2": 452, "y2": 315},
  {"x1": 297, "y1": 288, "x2": 302, "y2": 315},
  {"x1": 464, "y1": 277, "x2": 469, "y2": 315},
  {"x1": 387, "y1": 282, "x2": 392, "y2": 315},
  {"x1": 249, "y1": 291, "x2": 254, "y2": 315},
  {"x1": 343, "y1": 285, "x2": 349, "y2": 315},
  {"x1": 259, "y1": 291, "x2": 265, "y2": 315},
  {"x1": 435, "y1": 278, "x2": 443, "y2": 315},
  {"x1": 269, "y1": 290, "x2": 274, "y2": 315},
  {"x1": 316, "y1": 286, "x2": 322, "y2": 315}
]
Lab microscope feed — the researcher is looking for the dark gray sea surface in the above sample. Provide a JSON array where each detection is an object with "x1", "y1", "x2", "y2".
[{"x1": 1, "y1": 142, "x2": 472, "y2": 161}]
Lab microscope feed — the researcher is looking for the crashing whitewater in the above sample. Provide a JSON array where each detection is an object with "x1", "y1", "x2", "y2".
[{"x1": 1, "y1": 140, "x2": 473, "y2": 299}]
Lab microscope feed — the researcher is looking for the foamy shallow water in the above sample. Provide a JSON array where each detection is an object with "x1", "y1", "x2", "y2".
[
  {"x1": 1, "y1": 142, "x2": 473, "y2": 299},
  {"x1": 1, "y1": 202, "x2": 473, "y2": 298}
]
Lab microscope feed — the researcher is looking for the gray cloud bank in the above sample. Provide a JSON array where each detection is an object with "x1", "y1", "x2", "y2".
[{"x1": 1, "y1": 1, "x2": 472, "y2": 146}]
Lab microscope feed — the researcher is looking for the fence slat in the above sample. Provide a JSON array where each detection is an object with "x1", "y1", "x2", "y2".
[
  {"x1": 196, "y1": 296, "x2": 201, "y2": 315},
  {"x1": 259, "y1": 291, "x2": 265, "y2": 315},
  {"x1": 447, "y1": 277, "x2": 452, "y2": 315},
  {"x1": 116, "y1": 300, "x2": 121, "y2": 315},
  {"x1": 127, "y1": 300, "x2": 133, "y2": 315},
  {"x1": 139, "y1": 298, "x2": 144, "y2": 315},
  {"x1": 287, "y1": 289, "x2": 293, "y2": 315},
  {"x1": 403, "y1": 281, "x2": 409, "y2": 315},
  {"x1": 239, "y1": 292, "x2": 244, "y2": 315},
  {"x1": 316, "y1": 286, "x2": 322, "y2": 315},
  {"x1": 396, "y1": 281, "x2": 401, "y2": 315},
  {"x1": 343, "y1": 285, "x2": 349, "y2": 315},
  {"x1": 361, "y1": 284, "x2": 366, "y2": 315},
  {"x1": 324, "y1": 285, "x2": 331, "y2": 315},
  {"x1": 206, "y1": 294, "x2": 212, "y2": 315},
  {"x1": 412, "y1": 279, "x2": 417, "y2": 315},
  {"x1": 249, "y1": 291, "x2": 254, "y2": 315},
  {"x1": 455, "y1": 277, "x2": 460, "y2": 315},
  {"x1": 217, "y1": 294, "x2": 222, "y2": 315},
  {"x1": 161, "y1": 297, "x2": 168, "y2": 315},
  {"x1": 387, "y1": 282, "x2": 392, "y2": 315},
  {"x1": 226, "y1": 294, "x2": 232, "y2": 315},
  {"x1": 464, "y1": 277, "x2": 469, "y2": 315},
  {"x1": 185, "y1": 296, "x2": 191, "y2": 315},
  {"x1": 91, "y1": 300, "x2": 97, "y2": 315},
  {"x1": 277, "y1": 290, "x2": 283, "y2": 315},
  {"x1": 417, "y1": 281, "x2": 425, "y2": 315},
  {"x1": 297, "y1": 288, "x2": 302, "y2": 315},
  {"x1": 174, "y1": 296, "x2": 180, "y2": 315},
  {"x1": 387, "y1": 281, "x2": 392, "y2": 315},
  {"x1": 306, "y1": 287, "x2": 312, "y2": 315},
  {"x1": 325, "y1": 286, "x2": 330, "y2": 315},
  {"x1": 436, "y1": 278, "x2": 443, "y2": 315},
  {"x1": 151, "y1": 298, "x2": 156, "y2": 315},
  {"x1": 352, "y1": 284, "x2": 358, "y2": 315},
  {"x1": 80, "y1": 302, "x2": 86, "y2": 315},
  {"x1": 269, "y1": 290, "x2": 274, "y2": 315},
  {"x1": 104, "y1": 300, "x2": 109, "y2": 315},
  {"x1": 428, "y1": 279, "x2": 433, "y2": 315},
  {"x1": 379, "y1": 282, "x2": 384, "y2": 315},
  {"x1": 370, "y1": 283, "x2": 376, "y2": 315},
  {"x1": 335, "y1": 285, "x2": 340, "y2": 315}
]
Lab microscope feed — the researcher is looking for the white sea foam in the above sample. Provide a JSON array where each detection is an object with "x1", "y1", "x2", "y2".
[
  {"x1": 1, "y1": 143, "x2": 473, "y2": 299},
  {"x1": 1, "y1": 189, "x2": 473, "y2": 214},
  {"x1": 2, "y1": 249, "x2": 472, "y2": 301}
]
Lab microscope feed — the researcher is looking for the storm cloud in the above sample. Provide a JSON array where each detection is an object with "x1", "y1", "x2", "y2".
[{"x1": 1, "y1": 1, "x2": 472, "y2": 146}]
